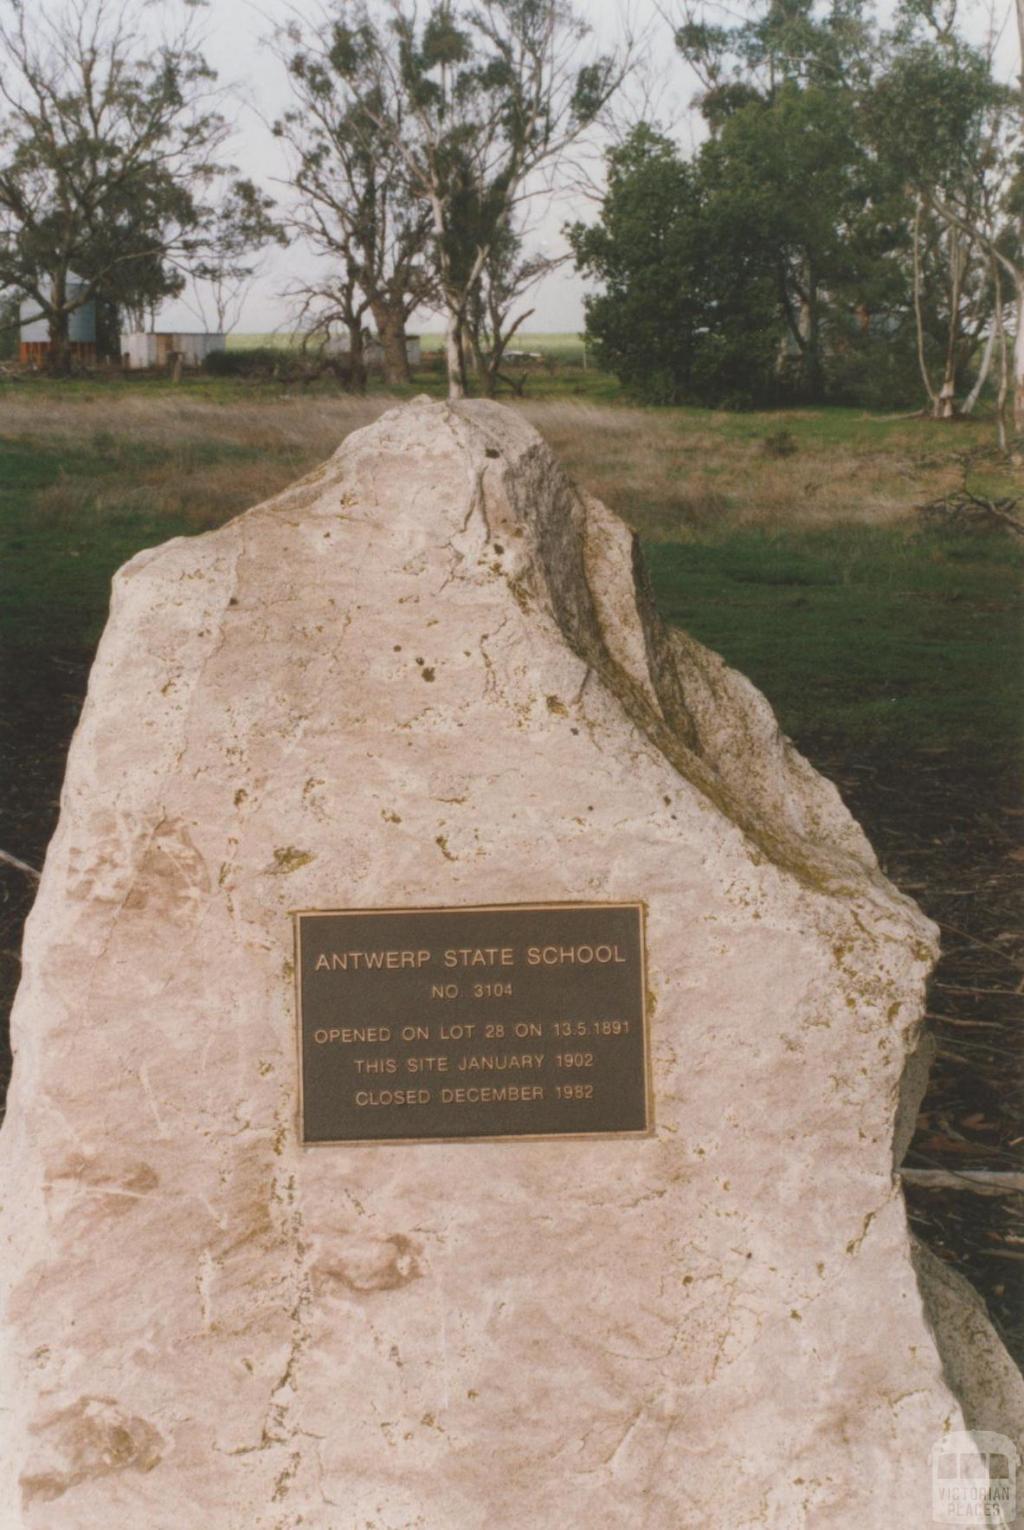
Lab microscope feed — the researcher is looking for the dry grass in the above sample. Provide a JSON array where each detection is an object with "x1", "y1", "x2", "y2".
[
  {"x1": 1, "y1": 389, "x2": 1012, "y2": 539},
  {"x1": 0, "y1": 391, "x2": 389, "y2": 451},
  {"x1": 518, "y1": 400, "x2": 1005, "y2": 537},
  {"x1": 3, "y1": 393, "x2": 391, "y2": 530}
]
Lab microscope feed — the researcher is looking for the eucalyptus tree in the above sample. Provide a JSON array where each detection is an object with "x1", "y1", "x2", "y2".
[
  {"x1": 324, "y1": 0, "x2": 624, "y2": 397},
  {"x1": 906, "y1": 196, "x2": 995, "y2": 419},
  {"x1": 669, "y1": 0, "x2": 887, "y2": 401},
  {"x1": 274, "y1": 14, "x2": 436, "y2": 384},
  {"x1": 672, "y1": 0, "x2": 877, "y2": 107},
  {"x1": 0, "y1": 0, "x2": 276, "y2": 371},
  {"x1": 865, "y1": 16, "x2": 1009, "y2": 417},
  {"x1": 856, "y1": 0, "x2": 1024, "y2": 427}
]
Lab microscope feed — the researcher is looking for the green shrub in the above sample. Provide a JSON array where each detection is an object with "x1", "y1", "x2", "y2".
[{"x1": 204, "y1": 347, "x2": 301, "y2": 378}]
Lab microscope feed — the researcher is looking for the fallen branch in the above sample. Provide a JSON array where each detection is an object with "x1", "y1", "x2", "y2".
[
  {"x1": 963, "y1": 492, "x2": 1024, "y2": 538},
  {"x1": 0, "y1": 849, "x2": 40, "y2": 880},
  {"x1": 900, "y1": 1168, "x2": 1024, "y2": 1196},
  {"x1": 918, "y1": 489, "x2": 1024, "y2": 537}
]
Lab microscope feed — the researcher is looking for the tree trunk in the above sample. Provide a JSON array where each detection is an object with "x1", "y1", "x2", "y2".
[
  {"x1": 962, "y1": 322, "x2": 996, "y2": 416},
  {"x1": 427, "y1": 190, "x2": 464, "y2": 401},
  {"x1": 458, "y1": 329, "x2": 469, "y2": 396},
  {"x1": 1013, "y1": 284, "x2": 1024, "y2": 438},
  {"x1": 798, "y1": 315, "x2": 823, "y2": 399},
  {"x1": 47, "y1": 273, "x2": 71, "y2": 377},
  {"x1": 371, "y1": 303, "x2": 411, "y2": 385},
  {"x1": 912, "y1": 201, "x2": 940, "y2": 416},
  {"x1": 932, "y1": 228, "x2": 965, "y2": 419},
  {"x1": 465, "y1": 327, "x2": 492, "y2": 397},
  {"x1": 445, "y1": 307, "x2": 465, "y2": 400},
  {"x1": 347, "y1": 320, "x2": 367, "y2": 395},
  {"x1": 94, "y1": 298, "x2": 122, "y2": 364},
  {"x1": 994, "y1": 265, "x2": 1009, "y2": 452},
  {"x1": 933, "y1": 370, "x2": 957, "y2": 419},
  {"x1": 798, "y1": 273, "x2": 824, "y2": 401},
  {"x1": 47, "y1": 313, "x2": 71, "y2": 376}
]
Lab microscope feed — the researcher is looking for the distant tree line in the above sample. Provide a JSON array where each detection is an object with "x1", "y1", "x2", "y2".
[
  {"x1": 3, "y1": 0, "x2": 1017, "y2": 422},
  {"x1": 0, "y1": 0, "x2": 621, "y2": 393},
  {"x1": 569, "y1": 0, "x2": 1024, "y2": 432}
]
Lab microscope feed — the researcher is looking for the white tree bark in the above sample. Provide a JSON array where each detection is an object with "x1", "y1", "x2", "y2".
[
  {"x1": 1013, "y1": 283, "x2": 1024, "y2": 437},
  {"x1": 962, "y1": 321, "x2": 996, "y2": 415},
  {"x1": 994, "y1": 265, "x2": 1010, "y2": 450},
  {"x1": 912, "y1": 202, "x2": 939, "y2": 414},
  {"x1": 445, "y1": 318, "x2": 465, "y2": 400}
]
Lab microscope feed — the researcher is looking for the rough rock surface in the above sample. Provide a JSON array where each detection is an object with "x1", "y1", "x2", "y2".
[{"x1": 1, "y1": 397, "x2": 1019, "y2": 1528}]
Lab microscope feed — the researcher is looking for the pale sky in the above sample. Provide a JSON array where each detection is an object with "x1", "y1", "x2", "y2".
[{"x1": 160, "y1": 0, "x2": 1018, "y2": 337}]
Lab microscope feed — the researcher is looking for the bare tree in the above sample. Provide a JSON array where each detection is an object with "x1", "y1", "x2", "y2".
[
  {"x1": 465, "y1": 229, "x2": 563, "y2": 395},
  {"x1": 184, "y1": 268, "x2": 259, "y2": 339},
  {"x1": 183, "y1": 181, "x2": 284, "y2": 337},
  {"x1": 287, "y1": 268, "x2": 372, "y2": 391}
]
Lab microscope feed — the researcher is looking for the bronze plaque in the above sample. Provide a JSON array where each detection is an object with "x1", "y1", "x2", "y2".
[{"x1": 295, "y1": 902, "x2": 650, "y2": 1145}]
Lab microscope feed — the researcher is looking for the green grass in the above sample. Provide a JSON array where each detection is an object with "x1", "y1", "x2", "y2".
[
  {"x1": 1, "y1": 390, "x2": 1020, "y2": 778},
  {"x1": 0, "y1": 437, "x2": 241, "y2": 655},
  {"x1": 228, "y1": 330, "x2": 587, "y2": 361},
  {"x1": 644, "y1": 524, "x2": 1024, "y2": 765},
  {"x1": 1, "y1": 354, "x2": 614, "y2": 409},
  {"x1": 0, "y1": 370, "x2": 291, "y2": 404},
  {"x1": 228, "y1": 331, "x2": 306, "y2": 349},
  {"x1": 417, "y1": 330, "x2": 587, "y2": 363}
]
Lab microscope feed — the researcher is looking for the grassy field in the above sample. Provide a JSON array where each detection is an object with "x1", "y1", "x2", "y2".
[
  {"x1": 1, "y1": 375, "x2": 1021, "y2": 1353},
  {"x1": 229, "y1": 329, "x2": 588, "y2": 363},
  {"x1": 418, "y1": 330, "x2": 587, "y2": 363},
  {"x1": 2, "y1": 382, "x2": 1019, "y2": 758}
]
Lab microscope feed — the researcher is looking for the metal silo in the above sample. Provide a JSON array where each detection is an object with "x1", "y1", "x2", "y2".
[{"x1": 18, "y1": 274, "x2": 97, "y2": 362}]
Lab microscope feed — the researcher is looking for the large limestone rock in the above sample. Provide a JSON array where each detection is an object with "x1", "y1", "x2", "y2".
[{"x1": 1, "y1": 398, "x2": 1019, "y2": 1528}]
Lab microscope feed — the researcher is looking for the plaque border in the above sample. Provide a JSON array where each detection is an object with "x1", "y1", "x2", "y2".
[{"x1": 292, "y1": 900, "x2": 653, "y2": 1147}]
